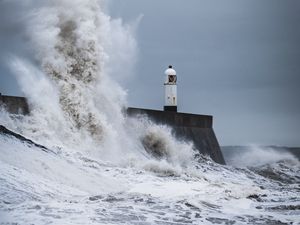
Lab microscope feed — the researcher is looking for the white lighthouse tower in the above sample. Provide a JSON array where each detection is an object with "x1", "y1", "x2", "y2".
[{"x1": 164, "y1": 65, "x2": 177, "y2": 112}]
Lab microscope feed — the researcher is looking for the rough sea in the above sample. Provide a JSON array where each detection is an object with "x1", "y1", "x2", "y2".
[{"x1": 0, "y1": 0, "x2": 299, "y2": 224}]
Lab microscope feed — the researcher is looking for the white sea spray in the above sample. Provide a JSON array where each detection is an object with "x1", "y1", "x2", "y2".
[{"x1": 0, "y1": 0, "x2": 299, "y2": 224}]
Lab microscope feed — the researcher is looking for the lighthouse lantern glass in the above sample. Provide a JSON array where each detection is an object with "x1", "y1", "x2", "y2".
[{"x1": 168, "y1": 75, "x2": 176, "y2": 83}]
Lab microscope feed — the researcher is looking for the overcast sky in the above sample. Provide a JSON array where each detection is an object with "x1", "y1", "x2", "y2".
[{"x1": 1, "y1": 0, "x2": 300, "y2": 146}]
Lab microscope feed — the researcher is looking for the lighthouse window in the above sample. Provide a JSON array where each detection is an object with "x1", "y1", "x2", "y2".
[{"x1": 168, "y1": 75, "x2": 176, "y2": 83}]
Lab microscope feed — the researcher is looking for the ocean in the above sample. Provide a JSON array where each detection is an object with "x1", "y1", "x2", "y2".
[
  {"x1": 0, "y1": 124, "x2": 299, "y2": 224},
  {"x1": 0, "y1": 0, "x2": 299, "y2": 224}
]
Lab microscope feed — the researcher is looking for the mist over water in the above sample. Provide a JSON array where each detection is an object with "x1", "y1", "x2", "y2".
[
  {"x1": 0, "y1": 1, "x2": 299, "y2": 224},
  {"x1": 223, "y1": 145, "x2": 299, "y2": 167}
]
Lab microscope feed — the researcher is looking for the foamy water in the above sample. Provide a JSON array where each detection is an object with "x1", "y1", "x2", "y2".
[{"x1": 0, "y1": 0, "x2": 299, "y2": 224}]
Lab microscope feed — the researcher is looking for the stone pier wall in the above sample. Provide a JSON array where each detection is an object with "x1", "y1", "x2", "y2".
[
  {"x1": 127, "y1": 107, "x2": 225, "y2": 164},
  {"x1": 0, "y1": 94, "x2": 29, "y2": 115},
  {"x1": 0, "y1": 95, "x2": 225, "y2": 164}
]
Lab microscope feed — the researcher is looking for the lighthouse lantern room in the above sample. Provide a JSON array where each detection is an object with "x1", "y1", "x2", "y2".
[{"x1": 164, "y1": 65, "x2": 177, "y2": 112}]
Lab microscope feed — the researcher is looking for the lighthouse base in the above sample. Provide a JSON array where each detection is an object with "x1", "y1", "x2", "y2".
[{"x1": 164, "y1": 106, "x2": 177, "y2": 112}]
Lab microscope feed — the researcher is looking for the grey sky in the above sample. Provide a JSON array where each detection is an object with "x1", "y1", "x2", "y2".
[{"x1": 1, "y1": 0, "x2": 300, "y2": 146}]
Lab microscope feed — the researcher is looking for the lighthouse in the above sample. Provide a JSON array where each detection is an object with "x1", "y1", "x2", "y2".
[{"x1": 164, "y1": 65, "x2": 177, "y2": 112}]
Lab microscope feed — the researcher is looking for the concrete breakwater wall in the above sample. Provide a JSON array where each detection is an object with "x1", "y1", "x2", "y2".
[
  {"x1": 127, "y1": 108, "x2": 225, "y2": 164},
  {"x1": 0, "y1": 95, "x2": 225, "y2": 164},
  {"x1": 0, "y1": 94, "x2": 29, "y2": 115}
]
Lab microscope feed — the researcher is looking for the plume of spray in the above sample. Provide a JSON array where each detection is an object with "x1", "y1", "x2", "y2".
[
  {"x1": 5, "y1": 0, "x2": 133, "y2": 152},
  {"x1": 3, "y1": 0, "x2": 197, "y2": 169}
]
